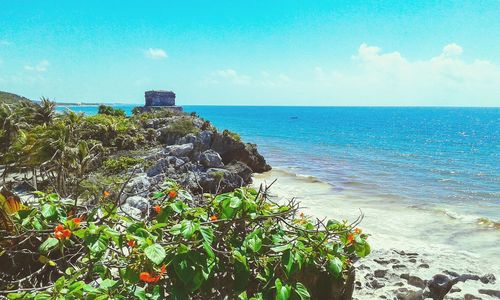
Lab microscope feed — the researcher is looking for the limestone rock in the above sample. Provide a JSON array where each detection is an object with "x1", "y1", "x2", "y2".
[
  {"x1": 164, "y1": 143, "x2": 194, "y2": 157},
  {"x1": 210, "y1": 132, "x2": 271, "y2": 172},
  {"x1": 200, "y1": 150, "x2": 224, "y2": 168}
]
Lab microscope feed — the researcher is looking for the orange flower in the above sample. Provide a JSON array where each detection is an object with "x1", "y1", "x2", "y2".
[
  {"x1": 153, "y1": 205, "x2": 161, "y2": 214},
  {"x1": 139, "y1": 272, "x2": 161, "y2": 283},
  {"x1": 354, "y1": 228, "x2": 361, "y2": 234},
  {"x1": 160, "y1": 264, "x2": 166, "y2": 274},
  {"x1": 55, "y1": 224, "x2": 64, "y2": 232},
  {"x1": 347, "y1": 234, "x2": 354, "y2": 244},
  {"x1": 300, "y1": 212, "x2": 305, "y2": 218},
  {"x1": 139, "y1": 272, "x2": 151, "y2": 282},
  {"x1": 103, "y1": 191, "x2": 110, "y2": 198},
  {"x1": 209, "y1": 215, "x2": 218, "y2": 221},
  {"x1": 72, "y1": 218, "x2": 81, "y2": 225},
  {"x1": 62, "y1": 229, "x2": 72, "y2": 238},
  {"x1": 127, "y1": 240, "x2": 135, "y2": 247},
  {"x1": 168, "y1": 190, "x2": 177, "y2": 199},
  {"x1": 54, "y1": 231, "x2": 64, "y2": 239}
]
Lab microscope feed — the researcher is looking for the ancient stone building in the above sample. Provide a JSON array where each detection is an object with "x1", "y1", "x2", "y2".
[
  {"x1": 145, "y1": 90, "x2": 176, "y2": 106},
  {"x1": 137, "y1": 90, "x2": 182, "y2": 112}
]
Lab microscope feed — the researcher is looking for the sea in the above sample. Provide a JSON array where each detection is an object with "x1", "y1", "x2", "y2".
[{"x1": 57, "y1": 105, "x2": 500, "y2": 265}]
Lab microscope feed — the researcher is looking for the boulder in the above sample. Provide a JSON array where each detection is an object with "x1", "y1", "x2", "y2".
[
  {"x1": 124, "y1": 196, "x2": 149, "y2": 213},
  {"x1": 200, "y1": 150, "x2": 224, "y2": 168},
  {"x1": 210, "y1": 132, "x2": 270, "y2": 173},
  {"x1": 224, "y1": 161, "x2": 253, "y2": 184},
  {"x1": 124, "y1": 174, "x2": 151, "y2": 197},
  {"x1": 120, "y1": 204, "x2": 143, "y2": 220},
  {"x1": 197, "y1": 168, "x2": 244, "y2": 194},
  {"x1": 146, "y1": 156, "x2": 186, "y2": 177},
  {"x1": 164, "y1": 143, "x2": 194, "y2": 157}
]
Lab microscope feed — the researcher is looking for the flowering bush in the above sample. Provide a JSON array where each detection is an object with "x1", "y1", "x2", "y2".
[{"x1": 0, "y1": 180, "x2": 369, "y2": 299}]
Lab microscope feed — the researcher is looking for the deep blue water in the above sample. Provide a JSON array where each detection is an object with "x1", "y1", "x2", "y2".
[{"x1": 57, "y1": 105, "x2": 500, "y2": 220}]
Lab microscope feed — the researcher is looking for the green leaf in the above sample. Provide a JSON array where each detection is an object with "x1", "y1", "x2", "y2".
[
  {"x1": 355, "y1": 241, "x2": 371, "y2": 257},
  {"x1": 133, "y1": 286, "x2": 146, "y2": 300},
  {"x1": 229, "y1": 196, "x2": 242, "y2": 209},
  {"x1": 169, "y1": 223, "x2": 182, "y2": 235},
  {"x1": 202, "y1": 241, "x2": 215, "y2": 259},
  {"x1": 180, "y1": 220, "x2": 198, "y2": 239},
  {"x1": 152, "y1": 192, "x2": 164, "y2": 199},
  {"x1": 88, "y1": 235, "x2": 108, "y2": 254},
  {"x1": 174, "y1": 257, "x2": 194, "y2": 285},
  {"x1": 270, "y1": 244, "x2": 291, "y2": 253},
  {"x1": 149, "y1": 223, "x2": 169, "y2": 231},
  {"x1": 39, "y1": 237, "x2": 59, "y2": 253},
  {"x1": 282, "y1": 250, "x2": 295, "y2": 276},
  {"x1": 144, "y1": 244, "x2": 166, "y2": 265},
  {"x1": 295, "y1": 282, "x2": 310, "y2": 300},
  {"x1": 327, "y1": 257, "x2": 343, "y2": 277},
  {"x1": 199, "y1": 226, "x2": 214, "y2": 245},
  {"x1": 99, "y1": 279, "x2": 117, "y2": 289},
  {"x1": 275, "y1": 278, "x2": 291, "y2": 300},
  {"x1": 34, "y1": 293, "x2": 51, "y2": 300},
  {"x1": 41, "y1": 203, "x2": 57, "y2": 219}
]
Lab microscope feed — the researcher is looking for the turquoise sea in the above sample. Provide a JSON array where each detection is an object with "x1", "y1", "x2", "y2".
[{"x1": 57, "y1": 105, "x2": 499, "y2": 227}]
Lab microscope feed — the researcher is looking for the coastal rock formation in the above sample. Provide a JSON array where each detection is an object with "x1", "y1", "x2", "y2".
[{"x1": 124, "y1": 112, "x2": 271, "y2": 196}]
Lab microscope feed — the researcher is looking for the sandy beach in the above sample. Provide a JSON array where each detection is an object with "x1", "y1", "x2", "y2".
[{"x1": 253, "y1": 168, "x2": 500, "y2": 299}]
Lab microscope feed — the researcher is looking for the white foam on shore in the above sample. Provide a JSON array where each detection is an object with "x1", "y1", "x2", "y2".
[{"x1": 252, "y1": 168, "x2": 500, "y2": 275}]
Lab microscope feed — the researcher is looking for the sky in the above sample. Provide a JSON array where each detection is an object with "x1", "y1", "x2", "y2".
[{"x1": 1, "y1": 0, "x2": 500, "y2": 106}]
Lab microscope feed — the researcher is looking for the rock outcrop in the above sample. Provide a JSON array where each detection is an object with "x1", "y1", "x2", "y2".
[{"x1": 125, "y1": 113, "x2": 271, "y2": 198}]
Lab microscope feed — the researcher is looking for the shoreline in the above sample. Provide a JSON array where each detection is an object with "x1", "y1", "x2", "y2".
[{"x1": 252, "y1": 167, "x2": 500, "y2": 299}]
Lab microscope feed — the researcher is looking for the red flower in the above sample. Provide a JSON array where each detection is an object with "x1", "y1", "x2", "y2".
[
  {"x1": 139, "y1": 272, "x2": 151, "y2": 282},
  {"x1": 139, "y1": 272, "x2": 161, "y2": 283},
  {"x1": 153, "y1": 205, "x2": 161, "y2": 214},
  {"x1": 160, "y1": 264, "x2": 166, "y2": 274},
  {"x1": 72, "y1": 218, "x2": 81, "y2": 225},
  {"x1": 55, "y1": 224, "x2": 64, "y2": 232},
  {"x1": 347, "y1": 234, "x2": 354, "y2": 244},
  {"x1": 54, "y1": 231, "x2": 64, "y2": 239},
  {"x1": 168, "y1": 190, "x2": 177, "y2": 199},
  {"x1": 103, "y1": 191, "x2": 110, "y2": 198},
  {"x1": 127, "y1": 240, "x2": 135, "y2": 247},
  {"x1": 209, "y1": 215, "x2": 218, "y2": 221},
  {"x1": 62, "y1": 229, "x2": 72, "y2": 238}
]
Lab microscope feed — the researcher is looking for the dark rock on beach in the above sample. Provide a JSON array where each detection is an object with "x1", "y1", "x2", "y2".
[{"x1": 354, "y1": 248, "x2": 499, "y2": 300}]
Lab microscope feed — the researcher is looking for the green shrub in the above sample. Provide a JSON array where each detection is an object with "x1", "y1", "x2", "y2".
[
  {"x1": 223, "y1": 129, "x2": 241, "y2": 142},
  {"x1": 98, "y1": 104, "x2": 126, "y2": 118},
  {"x1": 2, "y1": 180, "x2": 370, "y2": 299},
  {"x1": 102, "y1": 156, "x2": 144, "y2": 174},
  {"x1": 166, "y1": 118, "x2": 199, "y2": 135}
]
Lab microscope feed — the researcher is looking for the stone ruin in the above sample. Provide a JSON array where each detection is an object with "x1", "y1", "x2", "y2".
[{"x1": 137, "y1": 90, "x2": 183, "y2": 112}]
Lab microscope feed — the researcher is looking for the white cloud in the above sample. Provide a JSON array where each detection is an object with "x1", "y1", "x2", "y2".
[
  {"x1": 25, "y1": 60, "x2": 50, "y2": 72},
  {"x1": 314, "y1": 43, "x2": 500, "y2": 105},
  {"x1": 206, "y1": 69, "x2": 292, "y2": 87},
  {"x1": 209, "y1": 69, "x2": 252, "y2": 85},
  {"x1": 145, "y1": 48, "x2": 167, "y2": 59}
]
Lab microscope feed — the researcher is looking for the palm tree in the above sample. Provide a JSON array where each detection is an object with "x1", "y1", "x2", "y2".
[{"x1": 33, "y1": 97, "x2": 56, "y2": 125}]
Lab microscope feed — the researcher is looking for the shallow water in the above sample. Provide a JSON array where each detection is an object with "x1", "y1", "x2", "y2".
[{"x1": 59, "y1": 105, "x2": 500, "y2": 263}]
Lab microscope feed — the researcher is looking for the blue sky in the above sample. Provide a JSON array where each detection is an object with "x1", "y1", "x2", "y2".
[{"x1": 1, "y1": 1, "x2": 499, "y2": 106}]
